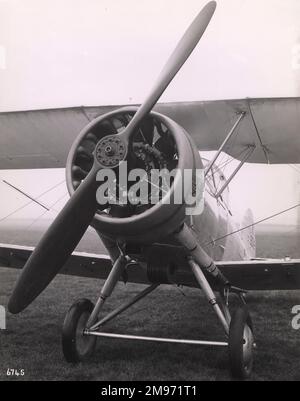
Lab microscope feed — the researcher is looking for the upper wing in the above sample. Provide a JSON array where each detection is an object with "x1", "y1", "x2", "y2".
[
  {"x1": 0, "y1": 106, "x2": 118, "y2": 169},
  {"x1": 1, "y1": 97, "x2": 300, "y2": 169},
  {"x1": 158, "y1": 97, "x2": 300, "y2": 164}
]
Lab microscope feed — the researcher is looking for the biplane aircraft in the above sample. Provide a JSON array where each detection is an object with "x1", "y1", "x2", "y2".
[{"x1": 1, "y1": 1, "x2": 300, "y2": 379}]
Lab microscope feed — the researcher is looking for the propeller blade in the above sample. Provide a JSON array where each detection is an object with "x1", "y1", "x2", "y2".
[
  {"x1": 8, "y1": 168, "x2": 100, "y2": 314},
  {"x1": 139, "y1": 116, "x2": 155, "y2": 145},
  {"x1": 8, "y1": 2, "x2": 217, "y2": 314},
  {"x1": 122, "y1": 1, "x2": 216, "y2": 137}
]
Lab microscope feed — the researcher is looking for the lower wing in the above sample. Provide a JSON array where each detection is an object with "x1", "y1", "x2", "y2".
[{"x1": 1, "y1": 243, "x2": 299, "y2": 291}]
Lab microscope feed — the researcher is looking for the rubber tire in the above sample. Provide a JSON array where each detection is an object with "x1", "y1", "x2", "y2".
[
  {"x1": 228, "y1": 306, "x2": 254, "y2": 380},
  {"x1": 62, "y1": 299, "x2": 97, "y2": 363}
]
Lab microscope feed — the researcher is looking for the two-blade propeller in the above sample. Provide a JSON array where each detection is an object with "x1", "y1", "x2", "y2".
[{"x1": 8, "y1": 1, "x2": 217, "y2": 314}]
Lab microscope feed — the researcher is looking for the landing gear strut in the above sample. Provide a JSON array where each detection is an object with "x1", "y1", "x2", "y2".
[
  {"x1": 175, "y1": 223, "x2": 255, "y2": 379},
  {"x1": 62, "y1": 234, "x2": 255, "y2": 379}
]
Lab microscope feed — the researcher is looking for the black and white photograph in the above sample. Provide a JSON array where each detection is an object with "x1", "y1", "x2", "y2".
[{"x1": 0, "y1": 0, "x2": 299, "y2": 383}]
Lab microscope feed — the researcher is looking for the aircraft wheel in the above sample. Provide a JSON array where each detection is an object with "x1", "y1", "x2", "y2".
[
  {"x1": 62, "y1": 298, "x2": 97, "y2": 363},
  {"x1": 228, "y1": 306, "x2": 254, "y2": 380}
]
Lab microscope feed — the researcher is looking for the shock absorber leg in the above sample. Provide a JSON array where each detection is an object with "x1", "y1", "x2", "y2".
[
  {"x1": 188, "y1": 258, "x2": 229, "y2": 335},
  {"x1": 86, "y1": 254, "x2": 127, "y2": 328}
]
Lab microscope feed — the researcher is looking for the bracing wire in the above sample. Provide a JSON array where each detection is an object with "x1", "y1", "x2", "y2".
[
  {"x1": 10, "y1": 192, "x2": 69, "y2": 244},
  {"x1": 0, "y1": 179, "x2": 66, "y2": 224},
  {"x1": 206, "y1": 203, "x2": 300, "y2": 246}
]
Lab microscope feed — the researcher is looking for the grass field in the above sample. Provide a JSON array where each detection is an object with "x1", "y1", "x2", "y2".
[
  {"x1": 0, "y1": 224, "x2": 300, "y2": 381},
  {"x1": 1, "y1": 266, "x2": 300, "y2": 381}
]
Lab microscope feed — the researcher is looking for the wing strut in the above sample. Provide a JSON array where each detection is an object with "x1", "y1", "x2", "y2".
[
  {"x1": 246, "y1": 98, "x2": 270, "y2": 164},
  {"x1": 205, "y1": 111, "x2": 246, "y2": 177},
  {"x1": 215, "y1": 145, "x2": 255, "y2": 198},
  {"x1": 203, "y1": 111, "x2": 256, "y2": 198}
]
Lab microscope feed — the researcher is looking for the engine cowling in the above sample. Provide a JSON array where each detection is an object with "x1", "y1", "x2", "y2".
[{"x1": 66, "y1": 107, "x2": 203, "y2": 243}]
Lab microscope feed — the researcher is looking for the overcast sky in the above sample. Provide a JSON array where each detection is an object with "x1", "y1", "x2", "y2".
[
  {"x1": 0, "y1": 0, "x2": 299, "y2": 110},
  {"x1": 0, "y1": 0, "x2": 300, "y2": 230}
]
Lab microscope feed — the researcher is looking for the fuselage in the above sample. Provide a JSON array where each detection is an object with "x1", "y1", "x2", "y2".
[
  {"x1": 190, "y1": 183, "x2": 256, "y2": 262},
  {"x1": 179, "y1": 144, "x2": 256, "y2": 263},
  {"x1": 187, "y1": 150, "x2": 256, "y2": 262}
]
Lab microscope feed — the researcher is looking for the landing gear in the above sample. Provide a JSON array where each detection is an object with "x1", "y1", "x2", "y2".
[
  {"x1": 175, "y1": 223, "x2": 256, "y2": 379},
  {"x1": 61, "y1": 237, "x2": 255, "y2": 379},
  {"x1": 187, "y1": 258, "x2": 255, "y2": 379},
  {"x1": 62, "y1": 299, "x2": 97, "y2": 363},
  {"x1": 228, "y1": 306, "x2": 254, "y2": 379}
]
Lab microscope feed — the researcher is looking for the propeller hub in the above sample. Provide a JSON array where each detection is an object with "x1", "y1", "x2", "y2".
[
  {"x1": 95, "y1": 135, "x2": 127, "y2": 168},
  {"x1": 105, "y1": 145, "x2": 114, "y2": 156}
]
